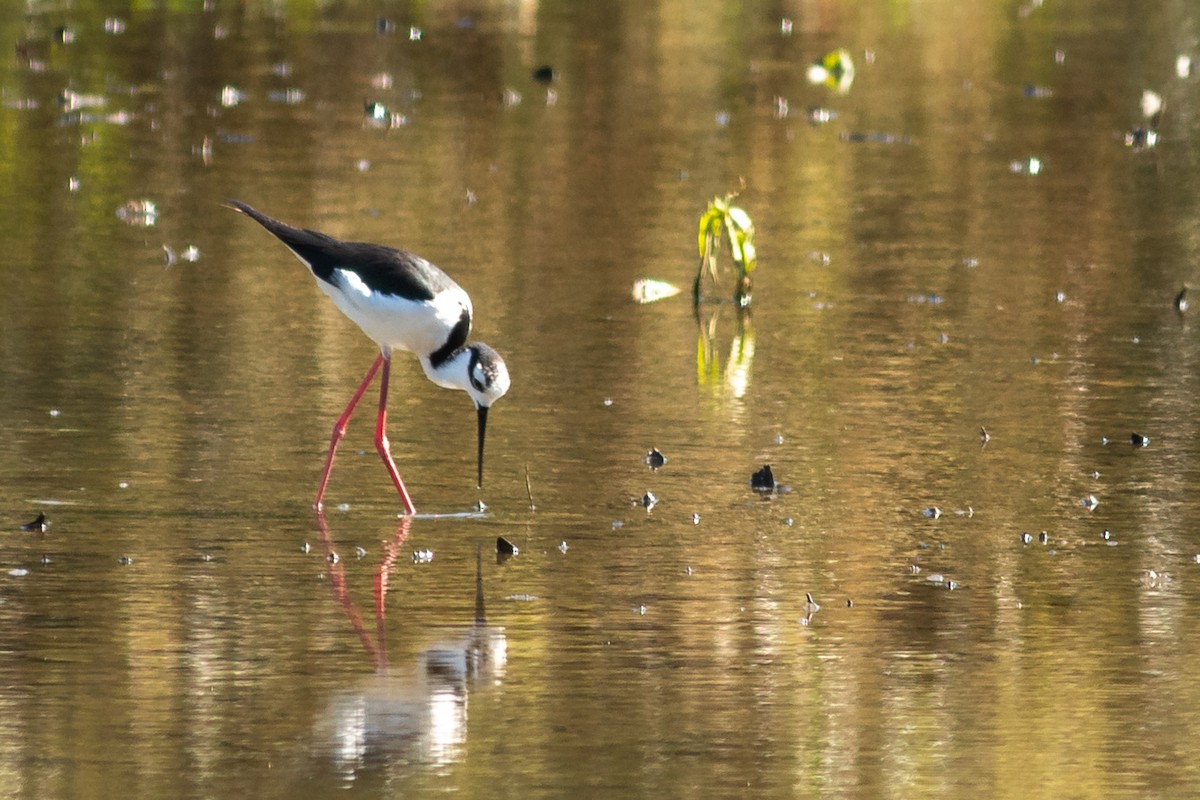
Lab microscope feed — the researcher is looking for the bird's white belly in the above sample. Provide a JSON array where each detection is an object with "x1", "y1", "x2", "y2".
[{"x1": 321, "y1": 271, "x2": 469, "y2": 356}]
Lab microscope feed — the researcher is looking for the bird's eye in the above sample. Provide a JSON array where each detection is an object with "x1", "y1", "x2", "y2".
[{"x1": 470, "y1": 361, "x2": 488, "y2": 391}]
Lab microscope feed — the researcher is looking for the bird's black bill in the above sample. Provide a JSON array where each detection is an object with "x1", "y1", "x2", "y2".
[{"x1": 476, "y1": 405, "x2": 489, "y2": 490}]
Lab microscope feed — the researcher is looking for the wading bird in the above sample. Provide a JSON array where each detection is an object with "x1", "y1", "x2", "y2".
[{"x1": 229, "y1": 201, "x2": 510, "y2": 514}]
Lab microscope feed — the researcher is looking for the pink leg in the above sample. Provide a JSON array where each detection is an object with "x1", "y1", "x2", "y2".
[
  {"x1": 374, "y1": 357, "x2": 417, "y2": 516},
  {"x1": 314, "y1": 354, "x2": 386, "y2": 510}
]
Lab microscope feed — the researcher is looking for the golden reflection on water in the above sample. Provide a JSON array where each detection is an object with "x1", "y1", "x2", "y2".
[{"x1": 1, "y1": 0, "x2": 1200, "y2": 797}]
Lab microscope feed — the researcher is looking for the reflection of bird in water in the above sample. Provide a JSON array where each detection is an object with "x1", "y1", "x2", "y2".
[
  {"x1": 228, "y1": 201, "x2": 511, "y2": 514},
  {"x1": 313, "y1": 515, "x2": 506, "y2": 774}
]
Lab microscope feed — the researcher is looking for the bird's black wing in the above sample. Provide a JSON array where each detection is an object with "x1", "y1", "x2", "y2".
[{"x1": 228, "y1": 200, "x2": 455, "y2": 303}]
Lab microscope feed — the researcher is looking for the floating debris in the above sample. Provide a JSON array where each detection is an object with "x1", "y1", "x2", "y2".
[
  {"x1": 1141, "y1": 569, "x2": 1171, "y2": 589},
  {"x1": 219, "y1": 85, "x2": 245, "y2": 108},
  {"x1": 1141, "y1": 90, "x2": 1164, "y2": 125},
  {"x1": 412, "y1": 549, "x2": 434, "y2": 564},
  {"x1": 181, "y1": 245, "x2": 200, "y2": 262},
  {"x1": 408, "y1": 26, "x2": 423, "y2": 41},
  {"x1": 1124, "y1": 127, "x2": 1158, "y2": 150},
  {"x1": 116, "y1": 199, "x2": 157, "y2": 227},
  {"x1": 53, "y1": 26, "x2": 77, "y2": 44},
  {"x1": 3, "y1": 97, "x2": 39, "y2": 111},
  {"x1": 267, "y1": 88, "x2": 306, "y2": 105},
  {"x1": 104, "y1": 17, "x2": 128, "y2": 34},
  {"x1": 364, "y1": 101, "x2": 408, "y2": 129},
  {"x1": 1177, "y1": 55, "x2": 1193, "y2": 79},
  {"x1": 1131, "y1": 432, "x2": 1150, "y2": 447},
  {"x1": 1023, "y1": 84, "x2": 1054, "y2": 98},
  {"x1": 807, "y1": 48, "x2": 855, "y2": 93},
  {"x1": 645, "y1": 448, "x2": 666, "y2": 469},
  {"x1": 8, "y1": 568, "x2": 28, "y2": 578},
  {"x1": 375, "y1": 17, "x2": 395, "y2": 34},
  {"x1": 780, "y1": 18, "x2": 793, "y2": 35},
  {"x1": 497, "y1": 536, "x2": 518, "y2": 556},
  {"x1": 1126, "y1": 90, "x2": 1163, "y2": 150},
  {"x1": 806, "y1": 106, "x2": 837, "y2": 125},
  {"x1": 1010, "y1": 156, "x2": 1043, "y2": 175},
  {"x1": 841, "y1": 131, "x2": 909, "y2": 145},
  {"x1": 631, "y1": 279, "x2": 682, "y2": 304},
  {"x1": 117, "y1": 555, "x2": 134, "y2": 565},
  {"x1": 19, "y1": 513, "x2": 47, "y2": 533},
  {"x1": 750, "y1": 464, "x2": 775, "y2": 492},
  {"x1": 1174, "y1": 287, "x2": 1188, "y2": 313},
  {"x1": 59, "y1": 90, "x2": 106, "y2": 111},
  {"x1": 532, "y1": 65, "x2": 556, "y2": 83}
]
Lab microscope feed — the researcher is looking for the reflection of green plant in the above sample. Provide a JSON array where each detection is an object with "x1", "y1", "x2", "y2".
[
  {"x1": 696, "y1": 305, "x2": 754, "y2": 397},
  {"x1": 694, "y1": 188, "x2": 757, "y2": 307}
]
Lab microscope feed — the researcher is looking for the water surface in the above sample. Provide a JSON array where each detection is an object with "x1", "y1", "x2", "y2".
[{"x1": 2, "y1": 0, "x2": 1200, "y2": 797}]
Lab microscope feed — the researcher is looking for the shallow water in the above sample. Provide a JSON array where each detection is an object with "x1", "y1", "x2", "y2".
[{"x1": 3, "y1": 0, "x2": 1200, "y2": 797}]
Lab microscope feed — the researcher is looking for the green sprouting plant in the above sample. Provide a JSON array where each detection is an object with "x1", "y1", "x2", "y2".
[{"x1": 694, "y1": 189, "x2": 757, "y2": 307}]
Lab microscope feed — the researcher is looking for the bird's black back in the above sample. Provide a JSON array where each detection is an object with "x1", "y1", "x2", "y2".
[{"x1": 228, "y1": 200, "x2": 458, "y2": 303}]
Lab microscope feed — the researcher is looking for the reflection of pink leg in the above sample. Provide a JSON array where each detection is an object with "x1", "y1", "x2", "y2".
[
  {"x1": 314, "y1": 354, "x2": 386, "y2": 510},
  {"x1": 374, "y1": 357, "x2": 417, "y2": 516},
  {"x1": 375, "y1": 517, "x2": 411, "y2": 668},
  {"x1": 313, "y1": 509, "x2": 379, "y2": 665}
]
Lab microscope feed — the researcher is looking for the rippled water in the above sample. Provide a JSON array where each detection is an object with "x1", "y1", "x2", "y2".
[{"x1": 3, "y1": 0, "x2": 1200, "y2": 797}]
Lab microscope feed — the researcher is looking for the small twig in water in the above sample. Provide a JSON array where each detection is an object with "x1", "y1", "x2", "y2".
[{"x1": 524, "y1": 463, "x2": 536, "y2": 512}]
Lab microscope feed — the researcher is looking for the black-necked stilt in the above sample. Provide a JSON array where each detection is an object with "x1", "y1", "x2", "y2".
[{"x1": 228, "y1": 200, "x2": 510, "y2": 515}]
